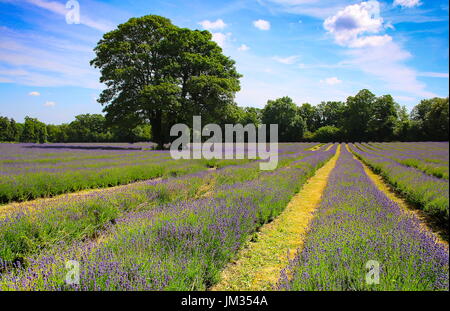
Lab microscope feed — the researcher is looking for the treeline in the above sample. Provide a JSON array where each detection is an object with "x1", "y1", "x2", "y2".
[
  {"x1": 256, "y1": 90, "x2": 449, "y2": 142},
  {"x1": 0, "y1": 114, "x2": 151, "y2": 143},
  {"x1": 0, "y1": 89, "x2": 448, "y2": 144}
]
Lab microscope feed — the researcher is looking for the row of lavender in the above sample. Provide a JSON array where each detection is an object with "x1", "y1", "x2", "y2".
[
  {"x1": 369, "y1": 142, "x2": 449, "y2": 164},
  {"x1": 0, "y1": 144, "x2": 326, "y2": 276},
  {"x1": 361, "y1": 142, "x2": 449, "y2": 179},
  {"x1": 0, "y1": 145, "x2": 337, "y2": 290},
  {"x1": 349, "y1": 144, "x2": 449, "y2": 231},
  {"x1": 279, "y1": 145, "x2": 448, "y2": 290},
  {"x1": 0, "y1": 143, "x2": 318, "y2": 204}
]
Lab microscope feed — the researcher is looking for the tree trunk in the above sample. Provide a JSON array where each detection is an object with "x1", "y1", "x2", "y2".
[{"x1": 151, "y1": 111, "x2": 164, "y2": 149}]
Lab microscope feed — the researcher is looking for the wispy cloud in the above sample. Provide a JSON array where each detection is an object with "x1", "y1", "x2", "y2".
[
  {"x1": 273, "y1": 55, "x2": 300, "y2": 64},
  {"x1": 238, "y1": 44, "x2": 250, "y2": 51},
  {"x1": 322, "y1": 1, "x2": 436, "y2": 98},
  {"x1": 44, "y1": 101, "x2": 56, "y2": 107},
  {"x1": 198, "y1": 19, "x2": 227, "y2": 30},
  {"x1": 393, "y1": 0, "x2": 422, "y2": 8},
  {"x1": 343, "y1": 41, "x2": 436, "y2": 98},
  {"x1": 0, "y1": 26, "x2": 101, "y2": 89},
  {"x1": 253, "y1": 19, "x2": 271, "y2": 30},
  {"x1": 28, "y1": 91, "x2": 40, "y2": 96},
  {"x1": 321, "y1": 77, "x2": 342, "y2": 85},
  {"x1": 418, "y1": 72, "x2": 449, "y2": 78},
  {"x1": 260, "y1": 0, "x2": 355, "y2": 19}
]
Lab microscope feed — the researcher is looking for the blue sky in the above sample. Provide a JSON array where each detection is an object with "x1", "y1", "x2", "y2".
[{"x1": 0, "y1": 0, "x2": 448, "y2": 124}]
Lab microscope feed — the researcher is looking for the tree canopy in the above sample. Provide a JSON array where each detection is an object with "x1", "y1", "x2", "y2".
[
  {"x1": 90, "y1": 15, "x2": 241, "y2": 148},
  {"x1": 411, "y1": 97, "x2": 449, "y2": 141},
  {"x1": 261, "y1": 96, "x2": 306, "y2": 142}
]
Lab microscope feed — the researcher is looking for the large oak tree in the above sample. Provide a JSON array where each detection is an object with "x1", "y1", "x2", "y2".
[{"x1": 91, "y1": 15, "x2": 241, "y2": 148}]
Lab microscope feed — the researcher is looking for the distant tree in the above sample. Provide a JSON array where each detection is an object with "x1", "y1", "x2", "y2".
[
  {"x1": 240, "y1": 107, "x2": 262, "y2": 126},
  {"x1": 46, "y1": 124, "x2": 60, "y2": 143},
  {"x1": 68, "y1": 114, "x2": 110, "y2": 142},
  {"x1": 316, "y1": 101, "x2": 346, "y2": 129},
  {"x1": 131, "y1": 124, "x2": 152, "y2": 142},
  {"x1": 367, "y1": 95, "x2": 397, "y2": 141},
  {"x1": 58, "y1": 124, "x2": 70, "y2": 142},
  {"x1": 411, "y1": 97, "x2": 449, "y2": 141},
  {"x1": 110, "y1": 119, "x2": 152, "y2": 143},
  {"x1": 298, "y1": 103, "x2": 320, "y2": 132},
  {"x1": 91, "y1": 15, "x2": 241, "y2": 148},
  {"x1": 0, "y1": 116, "x2": 9, "y2": 141},
  {"x1": 8, "y1": 119, "x2": 19, "y2": 141},
  {"x1": 393, "y1": 105, "x2": 412, "y2": 141},
  {"x1": 46, "y1": 124, "x2": 71, "y2": 143},
  {"x1": 343, "y1": 89, "x2": 376, "y2": 141},
  {"x1": 424, "y1": 98, "x2": 449, "y2": 141},
  {"x1": 21, "y1": 117, "x2": 47, "y2": 143},
  {"x1": 302, "y1": 130, "x2": 315, "y2": 142},
  {"x1": 313, "y1": 126, "x2": 342, "y2": 143},
  {"x1": 219, "y1": 104, "x2": 245, "y2": 125},
  {"x1": 15, "y1": 123, "x2": 24, "y2": 141},
  {"x1": 262, "y1": 96, "x2": 306, "y2": 142}
]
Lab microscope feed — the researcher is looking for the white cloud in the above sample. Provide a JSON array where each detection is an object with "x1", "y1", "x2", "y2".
[
  {"x1": 198, "y1": 19, "x2": 227, "y2": 30},
  {"x1": 324, "y1": 1, "x2": 391, "y2": 48},
  {"x1": 238, "y1": 44, "x2": 250, "y2": 51},
  {"x1": 321, "y1": 77, "x2": 342, "y2": 85},
  {"x1": 211, "y1": 32, "x2": 231, "y2": 48},
  {"x1": 349, "y1": 35, "x2": 392, "y2": 48},
  {"x1": 44, "y1": 101, "x2": 56, "y2": 107},
  {"x1": 253, "y1": 19, "x2": 271, "y2": 30},
  {"x1": 322, "y1": 1, "x2": 436, "y2": 99},
  {"x1": 273, "y1": 55, "x2": 300, "y2": 64},
  {"x1": 393, "y1": 0, "x2": 422, "y2": 8},
  {"x1": 28, "y1": 91, "x2": 41, "y2": 96}
]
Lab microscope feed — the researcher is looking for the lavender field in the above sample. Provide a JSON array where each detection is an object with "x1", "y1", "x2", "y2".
[{"x1": 0, "y1": 142, "x2": 448, "y2": 291}]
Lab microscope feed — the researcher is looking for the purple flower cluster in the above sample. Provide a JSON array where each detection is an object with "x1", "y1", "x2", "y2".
[{"x1": 350, "y1": 144, "x2": 449, "y2": 225}]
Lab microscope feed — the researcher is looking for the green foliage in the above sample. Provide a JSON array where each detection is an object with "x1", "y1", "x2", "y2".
[
  {"x1": 411, "y1": 97, "x2": 449, "y2": 141},
  {"x1": 0, "y1": 117, "x2": 20, "y2": 142},
  {"x1": 298, "y1": 103, "x2": 321, "y2": 132},
  {"x1": 262, "y1": 96, "x2": 306, "y2": 142},
  {"x1": 316, "y1": 101, "x2": 346, "y2": 129},
  {"x1": 90, "y1": 15, "x2": 242, "y2": 148},
  {"x1": 367, "y1": 95, "x2": 397, "y2": 141},
  {"x1": 66, "y1": 114, "x2": 112, "y2": 142},
  {"x1": 313, "y1": 126, "x2": 342, "y2": 142},
  {"x1": 343, "y1": 89, "x2": 377, "y2": 141},
  {"x1": 20, "y1": 116, "x2": 47, "y2": 143}
]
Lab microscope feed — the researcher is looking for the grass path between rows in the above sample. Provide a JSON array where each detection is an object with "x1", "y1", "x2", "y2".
[
  {"x1": 0, "y1": 177, "x2": 163, "y2": 219},
  {"x1": 1, "y1": 167, "x2": 219, "y2": 218},
  {"x1": 346, "y1": 144, "x2": 448, "y2": 248},
  {"x1": 0, "y1": 168, "x2": 220, "y2": 219},
  {"x1": 211, "y1": 144, "x2": 341, "y2": 291}
]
